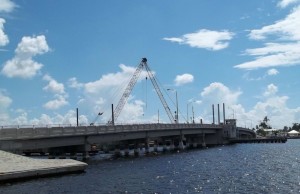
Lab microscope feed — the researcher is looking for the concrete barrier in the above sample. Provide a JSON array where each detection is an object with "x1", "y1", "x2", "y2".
[{"x1": 0, "y1": 150, "x2": 87, "y2": 182}]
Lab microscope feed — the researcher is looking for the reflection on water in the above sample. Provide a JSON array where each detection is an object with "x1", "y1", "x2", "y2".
[{"x1": 1, "y1": 140, "x2": 300, "y2": 193}]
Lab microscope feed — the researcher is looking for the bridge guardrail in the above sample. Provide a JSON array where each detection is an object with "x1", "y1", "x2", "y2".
[{"x1": 0, "y1": 123, "x2": 223, "y2": 140}]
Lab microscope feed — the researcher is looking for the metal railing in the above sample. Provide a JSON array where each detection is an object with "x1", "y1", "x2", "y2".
[{"x1": 0, "y1": 123, "x2": 223, "y2": 140}]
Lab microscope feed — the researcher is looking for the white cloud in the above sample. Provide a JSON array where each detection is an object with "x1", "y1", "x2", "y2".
[
  {"x1": 9, "y1": 110, "x2": 89, "y2": 126},
  {"x1": 200, "y1": 82, "x2": 242, "y2": 105},
  {"x1": 0, "y1": 90, "x2": 12, "y2": 109},
  {"x1": 249, "y1": 6, "x2": 300, "y2": 41},
  {"x1": 278, "y1": 0, "x2": 300, "y2": 8},
  {"x1": 74, "y1": 64, "x2": 149, "y2": 123},
  {"x1": 267, "y1": 68, "x2": 279, "y2": 76},
  {"x1": 174, "y1": 73, "x2": 194, "y2": 86},
  {"x1": 43, "y1": 94, "x2": 68, "y2": 110},
  {"x1": 0, "y1": 90, "x2": 12, "y2": 125},
  {"x1": 197, "y1": 82, "x2": 300, "y2": 129},
  {"x1": 68, "y1": 77, "x2": 84, "y2": 89},
  {"x1": 1, "y1": 35, "x2": 50, "y2": 78},
  {"x1": 0, "y1": 18, "x2": 9, "y2": 46},
  {"x1": 163, "y1": 29, "x2": 234, "y2": 51},
  {"x1": 235, "y1": 6, "x2": 300, "y2": 70},
  {"x1": 43, "y1": 74, "x2": 65, "y2": 94},
  {"x1": 263, "y1": 84, "x2": 278, "y2": 97},
  {"x1": 0, "y1": 0, "x2": 16, "y2": 13}
]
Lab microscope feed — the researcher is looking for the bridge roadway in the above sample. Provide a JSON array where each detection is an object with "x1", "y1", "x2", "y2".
[{"x1": 0, "y1": 123, "x2": 255, "y2": 157}]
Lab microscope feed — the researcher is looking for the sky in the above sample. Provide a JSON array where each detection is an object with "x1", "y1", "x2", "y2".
[{"x1": 1, "y1": 0, "x2": 300, "y2": 129}]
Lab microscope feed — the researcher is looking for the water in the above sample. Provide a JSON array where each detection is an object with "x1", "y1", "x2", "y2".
[{"x1": 1, "y1": 139, "x2": 300, "y2": 194}]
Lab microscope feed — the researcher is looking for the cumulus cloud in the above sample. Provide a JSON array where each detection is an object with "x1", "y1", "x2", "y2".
[
  {"x1": 1, "y1": 35, "x2": 50, "y2": 78},
  {"x1": 174, "y1": 74, "x2": 194, "y2": 86},
  {"x1": 0, "y1": 18, "x2": 9, "y2": 46},
  {"x1": 163, "y1": 29, "x2": 234, "y2": 51},
  {"x1": 263, "y1": 84, "x2": 278, "y2": 97},
  {"x1": 81, "y1": 64, "x2": 149, "y2": 123},
  {"x1": 197, "y1": 82, "x2": 300, "y2": 129},
  {"x1": 68, "y1": 77, "x2": 84, "y2": 89},
  {"x1": 10, "y1": 110, "x2": 89, "y2": 126},
  {"x1": 235, "y1": 5, "x2": 300, "y2": 70},
  {"x1": 0, "y1": 0, "x2": 16, "y2": 13},
  {"x1": 0, "y1": 90, "x2": 12, "y2": 125},
  {"x1": 278, "y1": 0, "x2": 300, "y2": 8},
  {"x1": 267, "y1": 68, "x2": 279, "y2": 76},
  {"x1": 43, "y1": 94, "x2": 68, "y2": 110},
  {"x1": 43, "y1": 74, "x2": 65, "y2": 94},
  {"x1": 200, "y1": 82, "x2": 242, "y2": 105},
  {"x1": 0, "y1": 90, "x2": 12, "y2": 109}
]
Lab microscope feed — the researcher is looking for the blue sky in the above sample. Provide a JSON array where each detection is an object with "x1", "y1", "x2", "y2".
[{"x1": 1, "y1": 0, "x2": 300, "y2": 129}]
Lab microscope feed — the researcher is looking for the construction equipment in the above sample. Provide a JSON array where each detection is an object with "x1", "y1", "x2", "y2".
[
  {"x1": 108, "y1": 58, "x2": 175, "y2": 124},
  {"x1": 90, "y1": 112, "x2": 103, "y2": 126}
]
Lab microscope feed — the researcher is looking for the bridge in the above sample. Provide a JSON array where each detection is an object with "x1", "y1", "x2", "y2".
[{"x1": 0, "y1": 120, "x2": 255, "y2": 158}]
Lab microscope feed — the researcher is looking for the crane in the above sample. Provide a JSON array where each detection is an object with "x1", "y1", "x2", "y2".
[{"x1": 108, "y1": 58, "x2": 175, "y2": 124}]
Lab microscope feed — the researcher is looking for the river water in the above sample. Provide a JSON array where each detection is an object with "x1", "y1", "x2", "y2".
[{"x1": 1, "y1": 139, "x2": 300, "y2": 194}]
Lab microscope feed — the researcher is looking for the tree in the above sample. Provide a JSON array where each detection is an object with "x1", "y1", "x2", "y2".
[
  {"x1": 291, "y1": 123, "x2": 300, "y2": 131},
  {"x1": 259, "y1": 116, "x2": 272, "y2": 129}
]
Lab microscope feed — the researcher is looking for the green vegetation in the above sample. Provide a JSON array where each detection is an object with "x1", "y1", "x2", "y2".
[{"x1": 255, "y1": 116, "x2": 300, "y2": 136}]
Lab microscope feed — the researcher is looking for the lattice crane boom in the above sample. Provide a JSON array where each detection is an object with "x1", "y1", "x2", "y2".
[
  {"x1": 108, "y1": 59, "x2": 145, "y2": 123},
  {"x1": 109, "y1": 58, "x2": 175, "y2": 124},
  {"x1": 143, "y1": 61, "x2": 175, "y2": 123}
]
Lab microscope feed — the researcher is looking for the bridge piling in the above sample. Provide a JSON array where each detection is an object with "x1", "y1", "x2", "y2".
[
  {"x1": 153, "y1": 140, "x2": 158, "y2": 152},
  {"x1": 202, "y1": 133, "x2": 206, "y2": 147},
  {"x1": 134, "y1": 143, "x2": 139, "y2": 157}
]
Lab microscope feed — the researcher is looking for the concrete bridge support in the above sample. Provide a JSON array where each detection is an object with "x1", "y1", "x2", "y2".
[
  {"x1": 114, "y1": 145, "x2": 121, "y2": 158},
  {"x1": 169, "y1": 140, "x2": 175, "y2": 151},
  {"x1": 144, "y1": 138, "x2": 150, "y2": 155},
  {"x1": 134, "y1": 143, "x2": 140, "y2": 157},
  {"x1": 202, "y1": 133, "x2": 206, "y2": 147},
  {"x1": 124, "y1": 144, "x2": 130, "y2": 157},
  {"x1": 162, "y1": 140, "x2": 167, "y2": 152},
  {"x1": 153, "y1": 140, "x2": 158, "y2": 152}
]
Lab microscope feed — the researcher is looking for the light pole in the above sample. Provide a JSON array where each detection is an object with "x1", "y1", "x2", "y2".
[
  {"x1": 187, "y1": 100, "x2": 195, "y2": 123},
  {"x1": 167, "y1": 89, "x2": 179, "y2": 123},
  {"x1": 228, "y1": 106, "x2": 235, "y2": 119}
]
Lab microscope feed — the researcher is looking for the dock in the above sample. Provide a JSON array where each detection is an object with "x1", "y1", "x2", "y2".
[
  {"x1": 230, "y1": 137, "x2": 287, "y2": 144},
  {"x1": 0, "y1": 150, "x2": 87, "y2": 182}
]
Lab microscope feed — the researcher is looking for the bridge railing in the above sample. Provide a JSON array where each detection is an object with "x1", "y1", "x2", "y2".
[{"x1": 0, "y1": 123, "x2": 223, "y2": 140}]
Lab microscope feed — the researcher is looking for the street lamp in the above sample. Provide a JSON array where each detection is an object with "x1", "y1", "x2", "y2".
[
  {"x1": 167, "y1": 89, "x2": 179, "y2": 123},
  {"x1": 228, "y1": 106, "x2": 235, "y2": 119},
  {"x1": 187, "y1": 99, "x2": 195, "y2": 123}
]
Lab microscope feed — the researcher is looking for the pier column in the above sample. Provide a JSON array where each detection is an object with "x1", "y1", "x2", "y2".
[
  {"x1": 193, "y1": 142, "x2": 198, "y2": 148},
  {"x1": 178, "y1": 134, "x2": 185, "y2": 150},
  {"x1": 178, "y1": 140, "x2": 185, "y2": 150},
  {"x1": 82, "y1": 138, "x2": 91, "y2": 161},
  {"x1": 134, "y1": 143, "x2": 139, "y2": 157},
  {"x1": 114, "y1": 145, "x2": 121, "y2": 158},
  {"x1": 170, "y1": 140, "x2": 175, "y2": 151},
  {"x1": 124, "y1": 144, "x2": 130, "y2": 157},
  {"x1": 144, "y1": 139, "x2": 150, "y2": 155},
  {"x1": 202, "y1": 133, "x2": 206, "y2": 147},
  {"x1": 162, "y1": 140, "x2": 167, "y2": 152},
  {"x1": 153, "y1": 140, "x2": 158, "y2": 152}
]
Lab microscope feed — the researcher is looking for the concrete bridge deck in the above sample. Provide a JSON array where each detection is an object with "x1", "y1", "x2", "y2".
[
  {"x1": 0, "y1": 123, "x2": 256, "y2": 158},
  {"x1": 0, "y1": 123, "x2": 222, "y2": 140}
]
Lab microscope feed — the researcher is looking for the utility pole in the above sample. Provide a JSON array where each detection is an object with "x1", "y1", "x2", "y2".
[
  {"x1": 176, "y1": 90, "x2": 178, "y2": 123},
  {"x1": 192, "y1": 105, "x2": 195, "y2": 124}
]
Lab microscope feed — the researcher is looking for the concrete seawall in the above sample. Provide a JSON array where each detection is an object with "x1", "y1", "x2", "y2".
[{"x1": 0, "y1": 150, "x2": 87, "y2": 182}]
